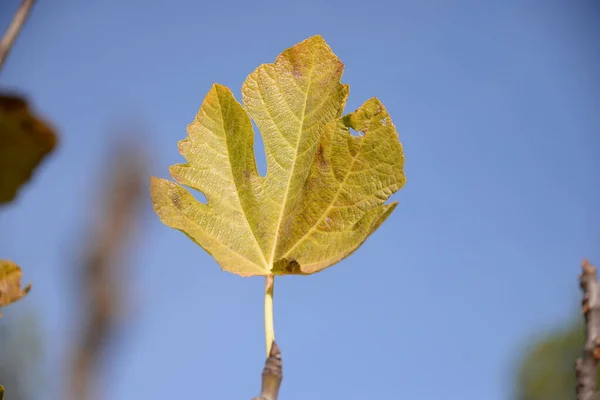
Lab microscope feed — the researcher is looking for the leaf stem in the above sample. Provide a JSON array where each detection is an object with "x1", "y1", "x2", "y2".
[{"x1": 264, "y1": 274, "x2": 275, "y2": 356}]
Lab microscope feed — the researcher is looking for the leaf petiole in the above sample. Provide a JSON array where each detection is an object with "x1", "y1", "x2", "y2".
[{"x1": 264, "y1": 274, "x2": 275, "y2": 356}]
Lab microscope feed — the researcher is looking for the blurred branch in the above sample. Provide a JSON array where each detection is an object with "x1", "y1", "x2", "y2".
[
  {"x1": 0, "y1": 0, "x2": 36, "y2": 70},
  {"x1": 576, "y1": 259, "x2": 600, "y2": 400},
  {"x1": 253, "y1": 341, "x2": 282, "y2": 400},
  {"x1": 68, "y1": 143, "x2": 146, "y2": 400}
]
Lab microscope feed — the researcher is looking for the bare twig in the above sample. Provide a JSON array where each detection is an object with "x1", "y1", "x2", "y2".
[
  {"x1": 68, "y1": 143, "x2": 146, "y2": 400},
  {"x1": 576, "y1": 259, "x2": 600, "y2": 400},
  {"x1": 253, "y1": 341, "x2": 283, "y2": 400},
  {"x1": 0, "y1": 0, "x2": 37, "y2": 70}
]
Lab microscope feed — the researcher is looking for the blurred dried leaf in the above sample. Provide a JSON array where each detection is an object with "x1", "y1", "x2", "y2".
[
  {"x1": 0, "y1": 93, "x2": 57, "y2": 204},
  {"x1": 0, "y1": 260, "x2": 31, "y2": 315}
]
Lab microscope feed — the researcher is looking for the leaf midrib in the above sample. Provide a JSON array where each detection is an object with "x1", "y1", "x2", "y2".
[{"x1": 267, "y1": 50, "x2": 317, "y2": 267}]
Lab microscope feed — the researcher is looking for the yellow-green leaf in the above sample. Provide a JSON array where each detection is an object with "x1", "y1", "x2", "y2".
[
  {"x1": 150, "y1": 35, "x2": 405, "y2": 277},
  {"x1": 0, "y1": 93, "x2": 57, "y2": 204},
  {"x1": 0, "y1": 260, "x2": 31, "y2": 314}
]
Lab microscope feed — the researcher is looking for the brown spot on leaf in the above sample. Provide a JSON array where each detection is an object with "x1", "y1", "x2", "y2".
[
  {"x1": 272, "y1": 258, "x2": 303, "y2": 275},
  {"x1": 171, "y1": 191, "x2": 181, "y2": 208},
  {"x1": 292, "y1": 64, "x2": 302, "y2": 78},
  {"x1": 316, "y1": 145, "x2": 327, "y2": 169}
]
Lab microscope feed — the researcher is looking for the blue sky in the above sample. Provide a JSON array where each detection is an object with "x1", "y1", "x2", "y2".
[{"x1": 1, "y1": 1, "x2": 599, "y2": 399}]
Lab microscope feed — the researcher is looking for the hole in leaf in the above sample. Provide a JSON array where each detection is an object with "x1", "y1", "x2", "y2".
[
  {"x1": 252, "y1": 120, "x2": 267, "y2": 177},
  {"x1": 349, "y1": 127, "x2": 363, "y2": 137}
]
